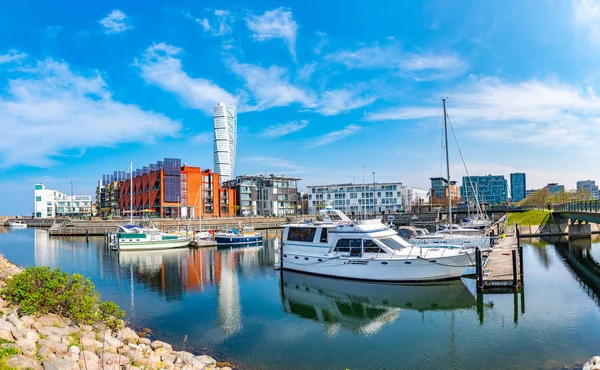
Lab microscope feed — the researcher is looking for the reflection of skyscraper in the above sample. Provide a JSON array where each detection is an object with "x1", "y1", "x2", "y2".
[
  {"x1": 216, "y1": 251, "x2": 242, "y2": 336},
  {"x1": 213, "y1": 103, "x2": 237, "y2": 183}
]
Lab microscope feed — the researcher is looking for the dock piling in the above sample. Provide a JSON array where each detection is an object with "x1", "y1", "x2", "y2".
[
  {"x1": 475, "y1": 247, "x2": 483, "y2": 290},
  {"x1": 85, "y1": 229, "x2": 89, "y2": 243},
  {"x1": 517, "y1": 226, "x2": 524, "y2": 284},
  {"x1": 512, "y1": 250, "x2": 518, "y2": 288}
]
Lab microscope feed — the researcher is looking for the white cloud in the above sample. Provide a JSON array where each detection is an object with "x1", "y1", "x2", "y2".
[
  {"x1": 198, "y1": 18, "x2": 211, "y2": 32},
  {"x1": 304, "y1": 124, "x2": 362, "y2": 148},
  {"x1": 574, "y1": 0, "x2": 600, "y2": 43},
  {"x1": 240, "y1": 156, "x2": 307, "y2": 174},
  {"x1": 0, "y1": 50, "x2": 27, "y2": 64},
  {"x1": 99, "y1": 10, "x2": 132, "y2": 34},
  {"x1": 191, "y1": 132, "x2": 213, "y2": 143},
  {"x1": 365, "y1": 77, "x2": 600, "y2": 148},
  {"x1": 245, "y1": 7, "x2": 298, "y2": 60},
  {"x1": 296, "y1": 62, "x2": 317, "y2": 81},
  {"x1": 258, "y1": 120, "x2": 308, "y2": 138},
  {"x1": 226, "y1": 58, "x2": 314, "y2": 111},
  {"x1": 313, "y1": 32, "x2": 328, "y2": 55},
  {"x1": 0, "y1": 59, "x2": 179, "y2": 168},
  {"x1": 325, "y1": 44, "x2": 467, "y2": 80},
  {"x1": 137, "y1": 43, "x2": 238, "y2": 114},
  {"x1": 317, "y1": 88, "x2": 377, "y2": 116}
]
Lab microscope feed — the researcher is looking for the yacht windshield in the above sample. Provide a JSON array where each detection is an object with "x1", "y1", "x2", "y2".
[{"x1": 378, "y1": 236, "x2": 409, "y2": 250}]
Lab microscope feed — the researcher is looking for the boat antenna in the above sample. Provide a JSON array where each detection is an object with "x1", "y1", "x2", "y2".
[
  {"x1": 363, "y1": 165, "x2": 366, "y2": 220},
  {"x1": 130, "y1": 160, "x2": 133, "y2": 225},
  {"x1": 442, "y1": 98, "x2": 452, "y2": 231}
]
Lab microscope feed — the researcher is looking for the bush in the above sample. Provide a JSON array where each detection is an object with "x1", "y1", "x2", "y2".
[{"x1": 2, "y1": 267, "x2": 124, "y2": 329}]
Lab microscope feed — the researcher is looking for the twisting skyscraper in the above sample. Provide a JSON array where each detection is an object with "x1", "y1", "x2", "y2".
[{"x1": 213, "y1": 103, "x2": 237, "y2": 183}]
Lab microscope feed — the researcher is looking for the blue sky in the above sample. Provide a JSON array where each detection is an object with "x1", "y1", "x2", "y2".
[{"x1": 1, "y1": 0, "x2": 600, "y2": 215}]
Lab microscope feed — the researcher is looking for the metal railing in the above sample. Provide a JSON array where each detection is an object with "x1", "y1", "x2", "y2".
[{"x1": 554, "y1": 201, "x2": 600, "y2": 213}]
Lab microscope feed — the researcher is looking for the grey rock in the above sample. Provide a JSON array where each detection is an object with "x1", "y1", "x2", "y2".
[
  {"x1": 0, "y1": 297, "x2": 7, "y2": 308},
  {"x1": 221, "y1": 367, "x2": 233, "y2": 370},
  {"x1": 6, "y1": 313, "x2": 22, "y2": 330},
  {"x1": 101, "y1": 352, "x2": 129, "y2": 366},
  {"x1": 0, "y1": 329, "x2": 13, "y2": 342},
  {"x1": 38, "y1": 326, "x2": 70, "y2": 337},
  {"x1": 162, "y1": 352, "x2": 177, "y2": 365},
  {"x1": 36, "y1": 314, "x2": 62, "y2": 328},
  {"x1": 137, "y1": 337, "x2": 151, "y2": 345},
  {"x1": 151, "y1": 339, "x2": 172, "y2": 351},
  {"x1": 177, "y1": 350, "x2": 196, "y2": 363},
  {"x1": 6, "y1": 354, "x2": 42, "y2": 369},
  {"x1": 42, "y1": 357, "x2": 79, "y2": 370},
  {"x1": 16, "y1": 338, "x2": 36, "y2": 356},
  {"x1": 22, "y1": 328, "x2": 40, "y2": 342},
  {"x1": 191, "y1": 359, "x2": 207, "y2": 369},
  {"x1": 39, "y1": 338, "x2": 68, "y2": 354},
  {"x1": 103, "y1": 335, "x2": 123, "y2": 348},
  {"x1": 584, "y1": 356, "x2": 600, "y2": 370},
  {"x1": 80, "y1": 324, "x2": 93, "y2": 332},
  {"x1": 20, "y1": 315, "x2": 35, "y2": 328},
  {"x1": 197, "y1": 355, "x2": 217, "y2": 366},
  {"x1": 124, "y1": 365, "x2": 141, "y2": 370},
  {"x1": 37, "y1": 345, "x2": 54, "y2": 360},
  {"x1": 79, "y1": 336, "x2": 103, "y2": 350},
  {"x1": 69, "y1": 345, "x2": 80, "y2": 355}
]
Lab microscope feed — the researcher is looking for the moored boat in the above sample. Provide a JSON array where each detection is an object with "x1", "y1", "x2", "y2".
[
  {"x1": 7, "y1": 220, "x2": 27, "y2": 228},
  {"x1": 215, "y1": 226, "x2": 263, "y2": 245},
  {"x1": 110, "y1": 224, "x2": 191, "y2": 251},
  {"x1": 279, "y1": 209, "x2": 474, "y2": 282}
]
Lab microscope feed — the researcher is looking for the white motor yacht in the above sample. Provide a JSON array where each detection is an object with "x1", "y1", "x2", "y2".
[
  {"x1": 279, "y1": 209, "x2": 474, "y2": 282},
  {"x1": 110, "y1": 224, "x2": 191, "y2": 251},
  {"x1": 7, "y1": 220, "x2": 27, "y2": 228}
]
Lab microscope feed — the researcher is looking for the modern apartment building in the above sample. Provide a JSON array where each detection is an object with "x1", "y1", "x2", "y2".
[
  {"x1": 306, "y1": 182, "x2": 404, "y2": 216},
  {"x1": 429, "y1": 177, "x2": 460, "y2": 202},
  {"x1": 213, "y1": 103, "x2": 237, "y2": 183},
  {"x1": 460, "y1": 175, "x2": 508, "y2": 205},
  {"x1": 510, "y1": 173, "x2": 527, "y2": 202},
  {"x1": 576, "y1": 180, "x2": 599, "y2": 199},
  {"x1": 402, "y1": 187, "x2": 429, "y2": 211},
  {"x1": 224, "y1": 175, "x2": 300, "y2": 216},
  {"x1": 116, "y1": 158, "x2": 236, "y2": 218},
  {"x1": 544, "y1": 183, "x2": 565, "y2": 195},
  {"x1": 34, "y1": 183, "x2": 92, "y2": 218}
]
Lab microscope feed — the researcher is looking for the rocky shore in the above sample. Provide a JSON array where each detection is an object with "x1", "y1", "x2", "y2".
[{"x1": 0, "y1": 255, "x2": 232, "y2": 369}]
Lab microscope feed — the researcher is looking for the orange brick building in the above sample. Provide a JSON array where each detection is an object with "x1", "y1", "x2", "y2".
[{"x1": 119, "y1": 162, "x2": 236, "y2": 218}]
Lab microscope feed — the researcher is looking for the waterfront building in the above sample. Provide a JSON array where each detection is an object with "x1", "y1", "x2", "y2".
[
  {"x1": 34, "y1": 183, "x2": 92, "y2": 218},
  {"x1": 544, "y1": 183, "x2": 565, "y2": 195},
  {"x1": 117, "y1": 158, "x2": 236, "y2": 218},
  {"x1": 460, "y1": 175, "x2": 508, "y2": 205},
  {"x1": 402, "y1": 187, "x2": 429, "y2": 211},
  {"x1": 213, "y1": 103, "x2": 237, "y2": 184},
  {"x1": 224, "y1": 175, "x2": 300, "y2": 216},
  {"x1": 525, "y1": 189, "x2": 538, "y2": 198},
  {"x1": 510, "y1": 173, "x2": 527, "y2": 203},
  {"x1": 306, "y1": 182, "x2": 404, "y2": 216},
  {"x1": 429, "y1": 177, "x2": 460, "y2": 203},
  {"x1": 576, "y1": 180, "x2": 599, "y2": 199}
]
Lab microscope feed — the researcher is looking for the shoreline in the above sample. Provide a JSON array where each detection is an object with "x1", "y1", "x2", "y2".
[{"x1": 0, "y1": 254, "x2": 238, "y2": 370}]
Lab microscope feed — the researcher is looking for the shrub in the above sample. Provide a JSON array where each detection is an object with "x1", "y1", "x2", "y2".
[{"x1": 2, "y1": 267, "x2": 124, "y2": 329}]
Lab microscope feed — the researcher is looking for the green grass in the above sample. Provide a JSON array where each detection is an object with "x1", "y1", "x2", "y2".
[{"x1": 507, "y1": 210, "x2": 552, "y2": 226}]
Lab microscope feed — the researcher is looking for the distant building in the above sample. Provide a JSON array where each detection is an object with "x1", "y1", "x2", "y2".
[
  {"x1": 298, "y1": 192, "x2": 309, "y2": 215},
  {"x1": 429, "y1": 177, "x2": 460, "y2": 203},
  {"x1": 34, "y1": 183, "x2": 92, "y2": 218},
  {"x1": 460, "y1": 175, "x2": 508, "y2": 205},
  {"x1": 225, "y1": 175, "x2": 299, "y2": 216},
  {"x1": 576, "y1": 180, "x2": 599, "y2": 199},
  {"x1": 544, "y1": 183, "x2": 565, "y2": 195},
  {"x1": 213, "y1": 103, "x2": 237, "y2": 183},
  {"x1": 402, "y1": 186, "x2": 429, "y2": 211},
  {"x1": 525, "y1": 189, "x2": 538, "y2": 198},
  {"x1": 510, "y1": 173, "x2": 527, "y2": 202},
  {"x1": 307, "y1": 182, "x2": 404, "y2": 216}
]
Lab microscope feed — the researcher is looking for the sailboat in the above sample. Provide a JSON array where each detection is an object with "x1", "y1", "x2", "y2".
[
  {"x1": 409, "y1": 99, "x2": 491, "y2": 252},
  {"x1": 110, "y1": 161, "x2": 192, "y2": 251}
]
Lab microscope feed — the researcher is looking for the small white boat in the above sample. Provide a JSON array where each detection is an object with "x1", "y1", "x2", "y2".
[
  {"x1": 110, "y1": 224, "x2": 191, "y2": 251},
  {"x1": 279, "y1": 209, "x2": 474, "y2": 282},
  {"x1": 7, "y1": 220, "x2": 27, "y2": 228}
]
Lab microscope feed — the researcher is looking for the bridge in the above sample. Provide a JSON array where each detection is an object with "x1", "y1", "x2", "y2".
[{"x1": 554, "y1": 201, "x2": 600, "y2": 224}]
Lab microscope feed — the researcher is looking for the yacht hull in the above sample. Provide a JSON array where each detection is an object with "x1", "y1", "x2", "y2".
[
  {"x1": 281, "y1": 252, "x2": 473, "y2": 282},
  {"x1": 116, "y1": 238, "x2": 191, "y2": 251},
  {"x1": 215, "y1": 235, "x2": 263, "y2": 245}
]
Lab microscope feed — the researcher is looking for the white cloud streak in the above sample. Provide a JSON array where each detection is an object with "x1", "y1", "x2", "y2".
[
  {"x1": 317, "y1": 88, "x2": 377, "y2": 116},
  {"x1": 99, "y1": 10, "x2": 132, "y2": 34},
  {"x1": 0, "y1": 59, "x2": 179, "y2": 168},
  {"x1": 258, "y1": 120, "x2": 309, "y2": 138},
  {"x1": 245, "y1": 8, "x2": 298, "y2": 60},
  {"x1": 137, "y1": 43, "x2": 238, "y2": 114},
  {"x1": 365, "y1": 77, "x2": 600, "y2": 148},
  {"x1": 304, "y1": 124, "x2": 362, "y2": 148},
  {"x1": 574, "y1": 0, "x2": 600, "y2": 43},
  {"x1": 0, "y1": 50, "x2": 27, "y2": 64},
  {"x1": 325, "y1": 44, "x2": 467, "y2": 80}
]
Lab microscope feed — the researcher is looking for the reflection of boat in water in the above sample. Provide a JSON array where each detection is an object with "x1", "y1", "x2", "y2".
[
  {"x1": 281, "y1": 271, "x2": 476, "y2": 335},
  {"x1": 217, "y1": 242, "x2": 264, "y2": 250},
  {"x1": 117, "y1": 248, "x2": 189, "y2": 271}
]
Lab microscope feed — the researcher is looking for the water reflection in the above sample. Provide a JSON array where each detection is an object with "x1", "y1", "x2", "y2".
[
  {"x1": 281, "y1": 271, "x2": 476, "y2": 336},
  {"x1": 553, "y1": 238, "x2": 600, "y2": 307}
]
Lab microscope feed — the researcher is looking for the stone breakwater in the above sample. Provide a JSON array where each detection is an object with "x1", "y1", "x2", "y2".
[{"x1": 0, "y1": 255, "x2": 233, "y2": 370}]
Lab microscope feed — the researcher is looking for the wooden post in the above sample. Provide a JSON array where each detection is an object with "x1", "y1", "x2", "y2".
[
  {"x1": 512, "y1": 250, "x2": 518, "y2": 288},
  {"x1": 517, "y1": 234, "x2": 524, "y2": 285},
  {"x1": 476, "y1": 247, "x2": 483, "y2": 290},
  {"x1": 86, "y1": 229, "x2": 89, "y2": 243}
]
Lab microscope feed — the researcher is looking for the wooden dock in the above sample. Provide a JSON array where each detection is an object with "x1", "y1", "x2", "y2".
[{"x1": 482, "y1": 234, "x2": 522, "y2": 290}]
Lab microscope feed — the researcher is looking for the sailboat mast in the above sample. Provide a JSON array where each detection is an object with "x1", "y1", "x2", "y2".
[
  {"x1": 442, "y1": 98, "x2": 452, "y2": 227},
  {"x1": 130, "y1": 160, "x2": 133, "y2": 225}
]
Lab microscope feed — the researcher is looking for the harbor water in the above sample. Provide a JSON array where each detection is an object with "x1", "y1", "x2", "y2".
[{"x1": 0, "y1": 227, "x2": 599, "y2": 369}]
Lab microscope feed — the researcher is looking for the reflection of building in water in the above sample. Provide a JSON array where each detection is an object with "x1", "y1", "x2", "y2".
[
  {"x1": 183, "y1": 249, "x2": 216, "y2": 292},
  {"x1": 216, "y1": 250, "x2": 242, "y2": 336},
  {"x1": 554, "y1": 239, "x2": 600, "y2": 307},
  {"x1": 34, "y1": 228, "x2": 63, "y2": 266},
  {"x1": 281, "y1": 271, "x2": 476, "y2": 336}
]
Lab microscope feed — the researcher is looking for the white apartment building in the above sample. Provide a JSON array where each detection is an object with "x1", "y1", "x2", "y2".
[
  {"x1": 213, "y1": 102, "x2": 237, "y2": 183},
  {"x1": 307, "y1": 182, "x2": 404, "y2": 216},
  {"x1": 34, "y1": 184, "x2": 92, "y2": 218}
]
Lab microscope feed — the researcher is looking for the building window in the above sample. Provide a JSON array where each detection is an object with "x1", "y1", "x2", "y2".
[
  {"x1": 35, "y1": 185, "x2": 42, "y2": 190},
  {"x1": 35, "y1": 196, "x2": 42, "y2": 202}
]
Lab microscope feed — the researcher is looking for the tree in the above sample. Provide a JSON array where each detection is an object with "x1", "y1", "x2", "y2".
[{"x1": 519, "y1": 188, "x2": 552, "y2": 209}]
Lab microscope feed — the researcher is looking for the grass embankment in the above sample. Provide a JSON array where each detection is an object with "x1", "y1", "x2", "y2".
[{"x1": 507, "y1": 210, "x2": 552, "y2": 226}]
